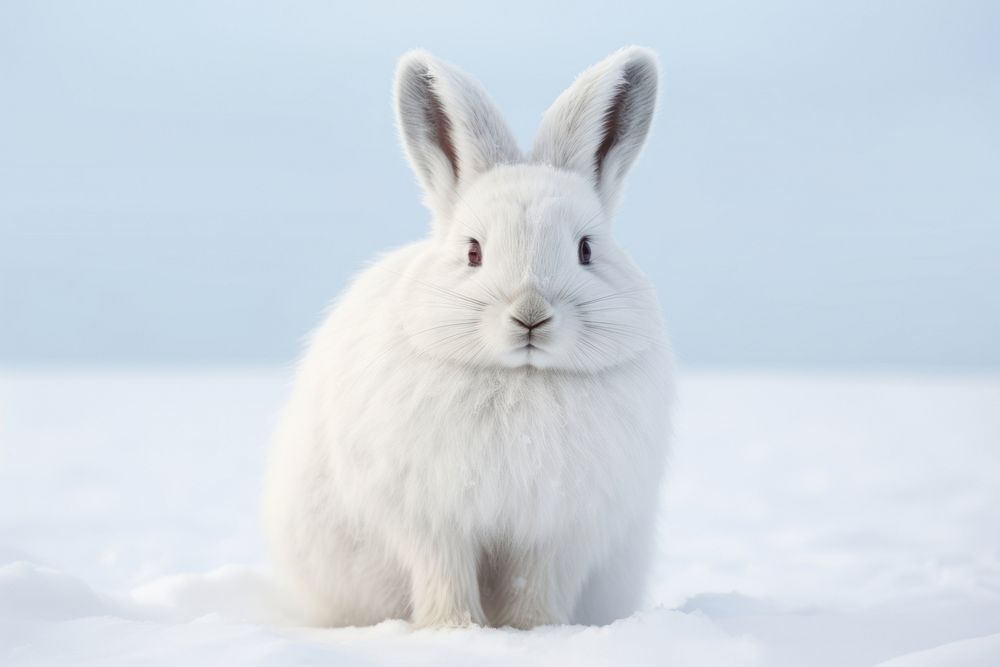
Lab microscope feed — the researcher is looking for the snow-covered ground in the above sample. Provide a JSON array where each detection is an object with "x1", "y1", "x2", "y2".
[{"x1": 1, "y1": 370, "x2": 998, "y2": 666}]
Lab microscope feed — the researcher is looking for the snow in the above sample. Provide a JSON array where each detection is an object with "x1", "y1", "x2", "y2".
[
  {"x1": 1, "y1": 370, "x2": 998, "y2": 665},
  {"x1": 876, "y1": 633, "x2": 1000, "y2": 667}
]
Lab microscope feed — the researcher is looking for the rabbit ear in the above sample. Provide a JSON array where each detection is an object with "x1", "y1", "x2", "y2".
[
  {"x1": 532, "y1": 47, "x2": 659, "y2": 213},
  {"x1": 395, "y1": 50, "x2": 521, "y2": 223}
]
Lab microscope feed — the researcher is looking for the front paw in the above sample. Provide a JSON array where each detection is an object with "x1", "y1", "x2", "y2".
[
  {"x1": 492, "y1": 604, "x2": 564, "y2": 630},
  {"x1": 411, "y1": 603, "x2": 487, "y2": 629}
]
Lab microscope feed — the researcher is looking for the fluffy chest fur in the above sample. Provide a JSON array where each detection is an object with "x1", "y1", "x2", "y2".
[{"x1": 336, "y1": 356, "x2": 665, "y2": 541}]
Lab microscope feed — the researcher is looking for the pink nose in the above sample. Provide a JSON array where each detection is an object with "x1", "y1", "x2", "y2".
[
  {"x1": 508, "y1": 290, "x2": 554, "y2": 331},
  {"x1": 510, "y1": 314, "x2": 553, "y2": 331}
]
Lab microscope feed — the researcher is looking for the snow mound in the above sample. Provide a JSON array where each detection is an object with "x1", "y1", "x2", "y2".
[
  {"x1": 875, "y1": 633, "x2": 1000, "y2": 667},
  {"x1": 0, "y1": 561, "x2": 114, "y2": 621},
  {"x1": 130, "y1": 565, "x2": 283, "y2": 624}
]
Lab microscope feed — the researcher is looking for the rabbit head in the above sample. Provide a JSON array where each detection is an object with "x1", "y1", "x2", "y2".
[{"x1": 395, "y1": 48, "x2": 663, "y2": 372}]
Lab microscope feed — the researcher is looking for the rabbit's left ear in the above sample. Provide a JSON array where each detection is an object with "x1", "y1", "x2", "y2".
[
  {"x1": 395, "y1": 50, "x2": 521, "y2": 226},
  {"x1": 532, "y1": 47, "x2": 659, "y2": 214}
]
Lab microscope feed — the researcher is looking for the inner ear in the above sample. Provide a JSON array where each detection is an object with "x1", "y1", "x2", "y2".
[
  {"x1": 594, "y1": 83, "x2": 628, "y2": 179},
  {"x1": 594, "y1": 62, "x2": 648, "y2": 180},
  {"x1": 418, "y1": 72, "x2": 460, "y2": 180}
]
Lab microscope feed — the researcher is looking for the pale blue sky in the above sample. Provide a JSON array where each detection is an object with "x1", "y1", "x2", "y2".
[{"x1": 1, "y1": 0, "x2": 998, "y2": 370}]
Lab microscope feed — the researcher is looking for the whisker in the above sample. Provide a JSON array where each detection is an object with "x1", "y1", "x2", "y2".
[
  {"x1": 381, "y1": 268, "x2": 489, "y2": 309},
  {"x1": 575, "y1": 287, "x2": 655, "y2": 308}
]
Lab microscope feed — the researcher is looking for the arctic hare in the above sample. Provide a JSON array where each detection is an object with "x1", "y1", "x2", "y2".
[{"x1": 264, "y1": 47, "x2": 674, "y2": 629}]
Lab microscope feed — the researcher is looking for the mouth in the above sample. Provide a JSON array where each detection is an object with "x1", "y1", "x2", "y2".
[
  {"x1": 515, "y1": 343, "x2": 541, "y2": 369},
  {"x1": 510, "y1": 341, "x2": 541, "y2": 360},
  {"x1": 498, "y1": 341, "x2": 552, "y2": 370}
]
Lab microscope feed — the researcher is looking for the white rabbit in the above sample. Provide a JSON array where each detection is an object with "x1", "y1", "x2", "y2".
[{"x1": 264, "y1": 46, "x2": 674, "y2": 630}]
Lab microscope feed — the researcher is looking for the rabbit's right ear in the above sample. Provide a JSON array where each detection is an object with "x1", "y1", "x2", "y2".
[
  {"x1": 395, "y1": 50, "x2": 521, "y2": 226},
  {"x1": 532, "y1": 47, "x2": 659, "y2": 215}
]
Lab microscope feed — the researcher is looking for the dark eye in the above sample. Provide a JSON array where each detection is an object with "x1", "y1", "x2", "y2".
[
  {"x1": 578, "y1": 237, "x2": 592, "y2": 265},
  {"x1": 468, "y1": 239, "x2": 482, "y2": 267}
]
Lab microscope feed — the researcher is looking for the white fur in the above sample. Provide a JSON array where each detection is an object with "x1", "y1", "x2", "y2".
[{"x1": 263, "y1": 47, "x2": 674, "y2": 629}]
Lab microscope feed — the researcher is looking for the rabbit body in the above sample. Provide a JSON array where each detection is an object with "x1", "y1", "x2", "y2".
[{"x1": 265, "y1": 48, "x2": 674, "y2": 629}]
